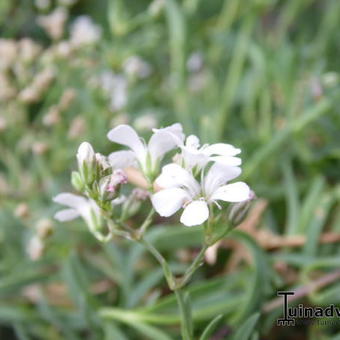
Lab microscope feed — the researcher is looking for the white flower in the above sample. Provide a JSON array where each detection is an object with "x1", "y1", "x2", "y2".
[
  {"x1": 70, "y1": 16, "x2": 102, "y2": 47},
  {"x1": 175, "y1": 134, "x2": 242, "y2": 171},
  {"x1": 123, "y1": 56, "x2": 152, "y2": 79},
  {"x1": 107, "y1": 123, "x2": 184, "y2": 179},
  {"x1": 151, "y1": 163, "x2": 250, "y2": 227},
  {"x1": 99, "y1": 72, "x2": 128, "y2": 111},
  {"x1": 37, "y1": 8, "x2": 68, "y2": 40},
  {"x1": 53, "y1": 192, "x2": 110, "y2": 241}
]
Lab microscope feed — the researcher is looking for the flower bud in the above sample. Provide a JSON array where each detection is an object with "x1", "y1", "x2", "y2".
[
  {"x1": 99, "y1": 169, "x2": 128, "y2": 201},
  {"x1": 76, "y1": 142, "x2": 96, "y2": 185},
  {"x1": 227, "y1": 190, "x2": 255, "y2": 227}
]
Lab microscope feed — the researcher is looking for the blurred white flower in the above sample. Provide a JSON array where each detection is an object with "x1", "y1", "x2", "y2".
[
  {"x1": 35, "y1": 0, "x2": 51, "y2": 10},
  {"x1": 19, "y1": 39, "x2": 41, "y2": 63},
  {"x1": 0, "y1": 39, "x2": 17, "y2": 70},
  {"x1": 70, "y1": 16, "x2": 102, "y2": 47},
  {"x1": 100, "y1": 72, "x2": 128, "y2": 111},
  {"x1": 27, "y1": 236, "x2": 45, "y2": 261},
  {"x1": 174, "y1": 134, "x2": 241, "y2": 171},
  {"x1": 151, "y1": 163, "x2": 250, "y2": 227},
  {"x1": 37, "y1": 8, "x2": 68, "y2": 40},
  {"x1": 53, "y1": 193, "x2": 109, "y2": 241},
  {"x1": 123, "y1": 56, "x2": 152, "y2": 79},
  {"x1": 187, "y1": 52, "x2": 203, "y2": 72},
  {"x1": 133, "y1": 112, "x2": 158, "y2": 132},
  {"x1": 108, "y1": 123, "x2": 184, "y2": 178}
]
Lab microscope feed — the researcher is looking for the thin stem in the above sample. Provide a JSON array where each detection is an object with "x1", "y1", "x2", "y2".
[
  {"x1": 178, "y1": 244, "x2": 209, "y2": 288},
  {"x1": 136, "y1": 208, "x2": 155, "y2": 239},
  {"x1": 138, "y1": 237, "x2": 176, "y2": 290},
  {"x1": 175, "y1": 288, "x2": 193, "y2": 340}
]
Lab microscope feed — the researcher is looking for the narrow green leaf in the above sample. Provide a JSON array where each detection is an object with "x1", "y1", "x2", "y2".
[
  {"x1": 231, "y1": 313, "x2": 260, "y2": 340},
  {"x1": 199, "y1": 314, "x2": 223, "y2": 340}
]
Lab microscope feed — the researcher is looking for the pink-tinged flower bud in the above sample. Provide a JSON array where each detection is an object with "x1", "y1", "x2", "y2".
[
  {"x1": 227, "y1": 190, "x2": 255, "y2": 227},
  {"x1": 132, "y1": 188, "x2": 149, "y2": 201},
  {"x1": 99, "y1": 169, "x2": 128, "y2": 201}
]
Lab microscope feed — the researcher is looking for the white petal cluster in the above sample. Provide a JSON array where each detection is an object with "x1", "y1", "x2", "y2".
[
  {"x1": 107, "y1": 123, "x2": 185, "y2": 178},
  {"x1": 53, "y1": 192, "x2": 109, "y2": 241},
  {"x1": 54, "y1": 122, "x2": 252, "y2": 232},
  {"x1": 70, "y1": 16, "x2": 102, "y2": 47},
  {"x1": 151, "y1": 163, "x2": 250, "y2": 227}
]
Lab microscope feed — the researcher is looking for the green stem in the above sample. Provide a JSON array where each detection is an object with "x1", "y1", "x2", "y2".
[
  {"x1": 175, "y1": 288, "x2": 193, "y2": 340},
  {"x1": 179, "y1": 244, "x2": 209, "y2": 288},
  {"x1": 136, "y1": 208, "x2": 155, "y2": 239},
  {"x1": 138, "y1": 237, "x2": 176, "y2": 290}
]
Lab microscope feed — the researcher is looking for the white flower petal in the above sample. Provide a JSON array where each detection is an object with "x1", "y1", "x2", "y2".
[
  {"x1": 204, "y1": 163, "x2": 241, "y2": 197},
  {"x1": 54, "y1": 208, "x2": 79, "y2": 221},
  {"x1": 202, "y1": 143, "x2": 241, "y2": 156},
  {"x1": 148, "y1": 123, "x2": 184, "y2": 161},
  {"x1": 180, "y1": 200, "x2": 209, "y2": 227},
  {"x1": 210, "y1": 182, "x2": 250, "y2": 203},
  {"x1": 210, "y1": 155, "x2": 241, "y2": 167},
  {"x1": 151, "y1": 187, "x2": 190, "y2": 217},
  {"x1": 108, "y1": 150, "x2": 137, "y2": 168},
  {"x1": 152, "y1": 123, "x2": 185, "y2": 146},
  {"x1": 107, "y1": 125, "x2": 145, "y2": 160},
  {"x1": 155, "y1": 163, "x2": 200, "y2": 196},
  {"x1": 53, "y1": 193, "x2": 87, "y2": 209}
]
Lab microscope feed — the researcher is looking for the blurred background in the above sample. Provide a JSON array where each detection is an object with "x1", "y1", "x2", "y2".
[{"x1": 1, "y1": 0, "x2": 340, "y2": 339}]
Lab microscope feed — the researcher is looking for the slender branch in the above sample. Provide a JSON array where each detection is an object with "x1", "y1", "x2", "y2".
[
  {"x1": 178, "y1": 244, "x2": 209, "y2": 288},
  {"x1": 136, "y1": 208, "x2": 155, "y2": 239},
  {"x1": 138, "y1": 237, "x2": 176, "y2": 290}
]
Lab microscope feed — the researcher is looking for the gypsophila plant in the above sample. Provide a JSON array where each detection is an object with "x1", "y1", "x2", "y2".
[{"x1": 53, "y1": 123, "x2": 254, "y2": 340}]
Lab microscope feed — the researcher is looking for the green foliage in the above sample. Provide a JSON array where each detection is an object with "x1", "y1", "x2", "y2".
[{"x1": 1, "y1": 0, "x2": 340, "y2": 339}]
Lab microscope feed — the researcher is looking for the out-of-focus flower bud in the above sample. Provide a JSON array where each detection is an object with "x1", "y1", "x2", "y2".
[
  {"x1": 59, "y1": 88, "x2": 76, "y2": 111},
  {"x1": 133, "y1": 112, "x2": 158, "y2": 132},
  {"x1": 322, "y1": 72, "x2": 339, "y2": 88},
  {"x1": 227, "y1": 190, "x2": 255, "y2": 227},
  {"x1": 15, "y1": 203, "x2": 30, "y2": 219},
  {"x1": 123, "y1": 56, "x2": 152, "y2": 79},
  {"x1": 70, "y1": 16, "x2": 102, "y2": 48},
  {"x1": 99, "y1": 169, "x2": 128, "y2": 201},
  {"x1": 68, "y1": 116, "x2": 86, "y2": 139},
  {"x1": 131, "y1": 188, "x2": 149, "y2": 201},
  {"x1": 19, "y1": 39, "x2": 41, "y2": 63},
  {"x1": 37, "y1": 8, "x2": 68, "y2": 40},
  {"x1": 36, "y1": 218, "x2": 54, "y2": 239},
  {"x1": 148, "y1": 0, "x2": 164, "y2": 17},
  {"x1": 77, "y1": 142, "x2": 96, "y2": 185},
  {"x1": 32, "y1": 142, "x2": 49, "y2": 155},
  {"x1": 43, "y1": 106, "x2": 60, "y2": 126},
  {"x1": 27, "y1": 236, "x2": 45, "y2": 261},
  {"x1": 0, "y1": 39, "x2": 17, "y2": 70},
  {"x1": 95, "y1": 153, "x2": 110, "y2": 174}
]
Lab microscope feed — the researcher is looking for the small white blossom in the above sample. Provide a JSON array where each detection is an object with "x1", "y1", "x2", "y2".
[
  {"x1": 133, "y1": 112, "x2": 158, "y2": 132},
  {"x1": 99, "y1": 72, "x2": 128, "y2": 111},
  {"x1": 123, "y1": 56, "x2": 152, "y2": 79},
  {"x1": 53, "y1": 193, "x2": 109, "y2": 241},
  {"x1": 174, "y1": 134, "x2": 241, "y2": 171},
  {"x1": 107, "y1": 123, "x2": 184, "y2": 178},
  {"x1": 151, "y1": 163, "x2": 250, "y2": 227},
  {"x1": 37, "y1": 8, "x2": 68, "y2": 40},
  {"x1": 70, "y1": 16, "x2": 102, "y2": 47}
]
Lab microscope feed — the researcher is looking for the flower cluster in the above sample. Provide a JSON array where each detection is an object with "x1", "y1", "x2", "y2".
[{"x1": 54, "y1": 123, "x2": 253, "y2": 241}]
